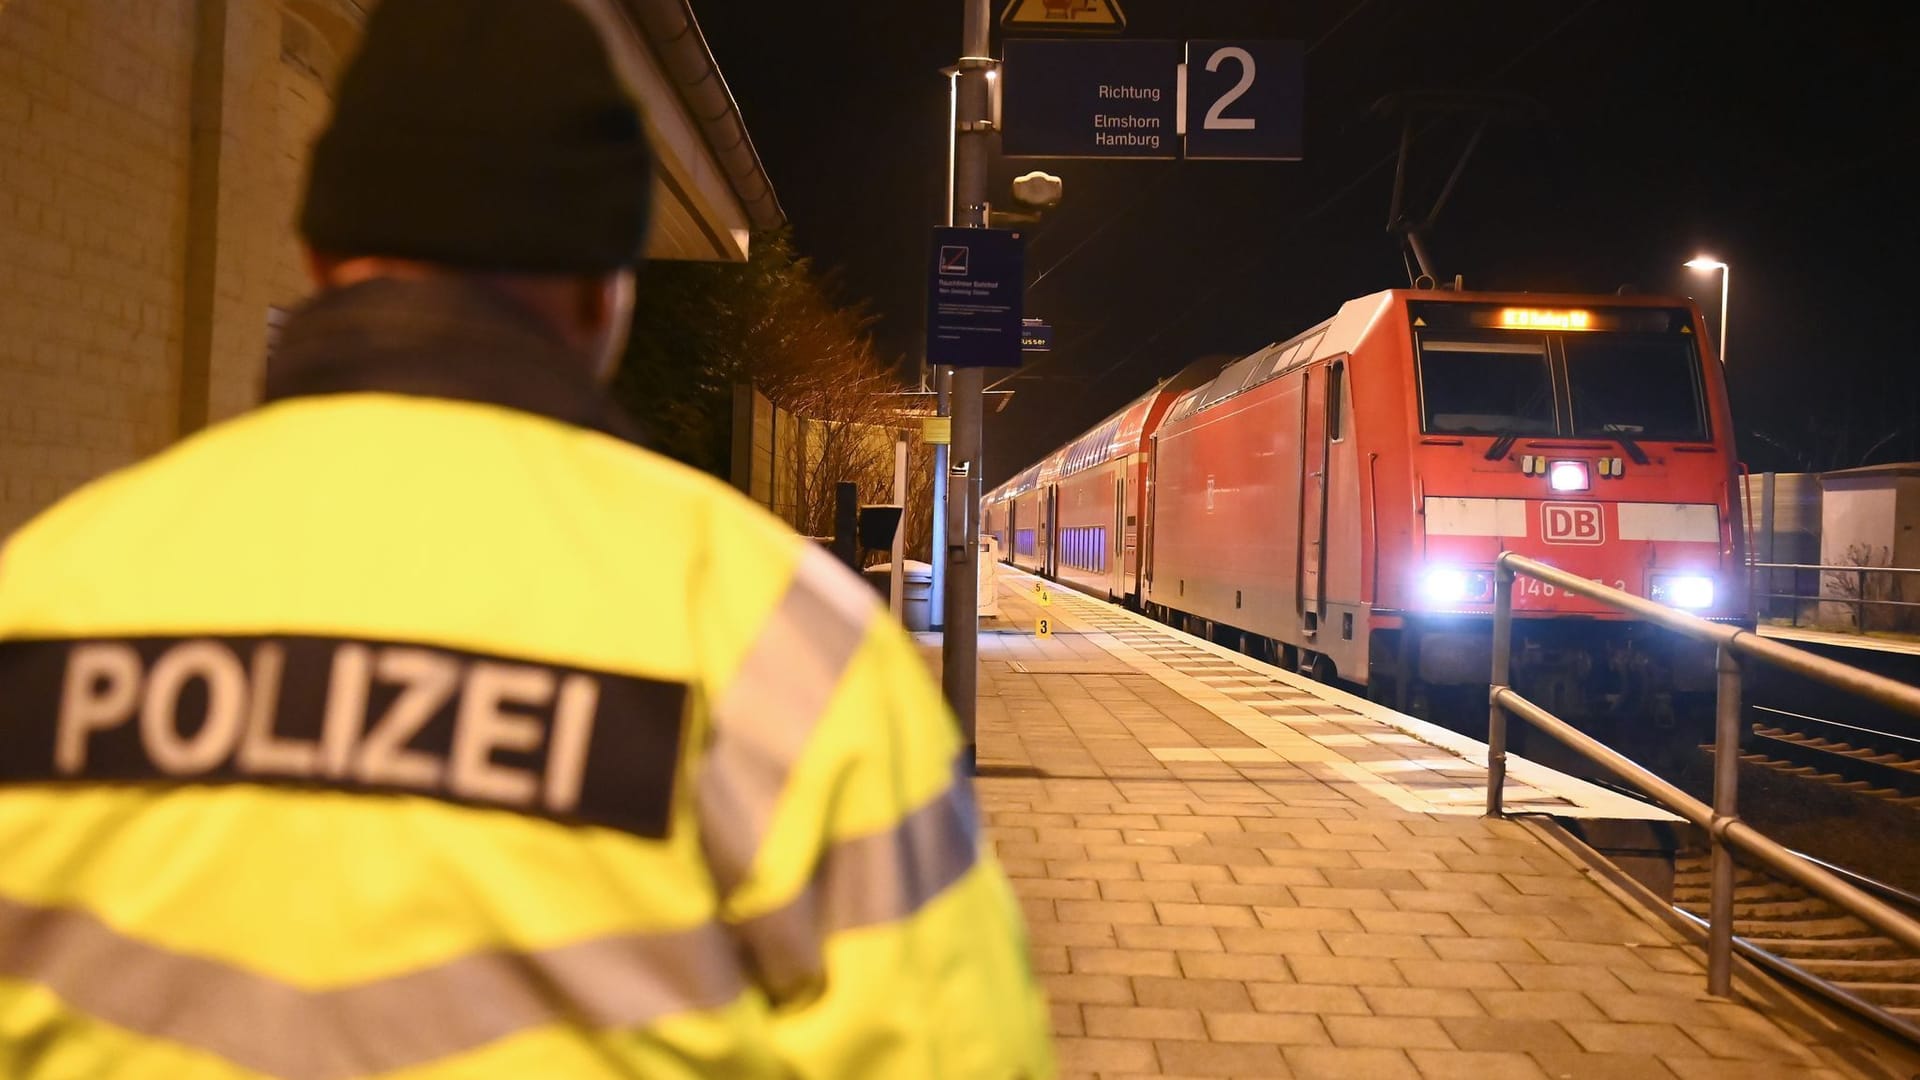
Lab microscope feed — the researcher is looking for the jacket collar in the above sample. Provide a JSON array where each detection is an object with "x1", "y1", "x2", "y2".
[{"x1": 263, "y1": 278, "x2": 645, "y2": 446}]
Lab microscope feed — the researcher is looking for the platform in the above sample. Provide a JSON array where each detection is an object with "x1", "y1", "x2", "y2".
[
  {"x1": 1758, "y1": 623, "x2": 1920, "y2": 657},
  {"x1": 924, "y1": 570, "x2": 1903, "y2": 1079}
]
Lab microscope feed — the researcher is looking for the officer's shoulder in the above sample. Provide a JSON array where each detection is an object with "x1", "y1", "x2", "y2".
[{"x1": 0, "y1": 416, "x2": 239, "y2": 571}]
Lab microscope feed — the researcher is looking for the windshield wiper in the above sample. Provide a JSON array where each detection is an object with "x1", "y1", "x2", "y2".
[
  {"x1": 1485, "y1": 433, "x2": 1519, "y2": 461},
  {"x1": 1605, "y1": 432, "x2": 1650, "y2": 465}
]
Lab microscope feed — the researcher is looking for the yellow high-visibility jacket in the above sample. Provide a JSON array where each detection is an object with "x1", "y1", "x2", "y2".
[{"x1": 0, "y1": 279, "x2": 1052, "y2": 1079}]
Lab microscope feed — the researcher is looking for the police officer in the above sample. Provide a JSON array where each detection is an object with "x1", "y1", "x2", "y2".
[{"x1": 0, "y1": 1, "x2": 1052, "y2": 1076}]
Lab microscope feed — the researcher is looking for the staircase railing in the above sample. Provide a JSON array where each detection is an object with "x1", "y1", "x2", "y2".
[{"x1": 1484, "y1": 552, "x2": 1920, "y2": 997}]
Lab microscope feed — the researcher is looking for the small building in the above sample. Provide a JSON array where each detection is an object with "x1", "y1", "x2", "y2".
[{"x1": 1815, "y1": 462, "x2": 1920, "y2": 632}]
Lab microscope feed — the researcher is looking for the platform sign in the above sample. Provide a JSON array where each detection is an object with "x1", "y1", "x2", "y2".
[
  {"x1": 1002, "y1": 38, "x2": 1304, "y2": 162},
  {"x1": 1001, "y1": 0, "x2": 1126, "y2": 34},
  {"x1": 926, "y1": 227, "x2": 1025, "y2": 367},
  {"x1": 1183, "y1": 40, "x2": 1305, "y2": 161},
  {"x1": 1002, "y1": 38, "x2": 1181, "y2": 159},
  {"x1": 1006, "y1": 0, "x2": 1121, "y2": 33},
  {"x1": 1021, "y1": 319, "x2": 1053, "y2": 352}
]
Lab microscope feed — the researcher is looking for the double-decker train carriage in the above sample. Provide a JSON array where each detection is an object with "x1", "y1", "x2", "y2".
[
  {"x1": 985, "y1": 287, "x2": 1748, "y2": 730},
  {"x1": 984, "y1": 363, "x2": 1219, "y2": 601}
]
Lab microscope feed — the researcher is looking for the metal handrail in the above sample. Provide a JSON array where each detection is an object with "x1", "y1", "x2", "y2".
[
  {"x1": 1486, "y1": 551, "x2": 1920, "y2": 999},
  {"x1": 1670, "y1": 908, "x2": 1920, "y2": 1046},
  {"x1": 1751, "y1": 562, "x2": 1920, "y2": 575}
]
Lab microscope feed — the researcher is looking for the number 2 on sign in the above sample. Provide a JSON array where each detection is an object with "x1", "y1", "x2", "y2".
[{"x1": 1036, "y1": 617, "x2": 1052, "y2": 639}]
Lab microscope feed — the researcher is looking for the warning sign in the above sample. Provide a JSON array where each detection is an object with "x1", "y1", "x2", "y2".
[{"x1": 1000, "y1": 0, "x2": 1126, "y2": 33}]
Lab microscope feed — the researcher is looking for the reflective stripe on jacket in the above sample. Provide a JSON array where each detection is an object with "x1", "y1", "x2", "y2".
[{"x1": 0, "y1": 279, "x2": 1053, "y2": 1079}]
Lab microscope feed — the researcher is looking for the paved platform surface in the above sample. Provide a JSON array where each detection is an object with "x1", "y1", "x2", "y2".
[
  {"x1": 1759, "y1": 623, "x2": 1920, "y2": 657},
  {"x1": 924, "y1": 569, "x2": 1901, "y2": 1079}
]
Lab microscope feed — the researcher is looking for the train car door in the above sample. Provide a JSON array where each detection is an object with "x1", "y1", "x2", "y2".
[
  {"x1": 1045, "y1": 485, "x2": 1059, "y2": 577},
  {"x1": 1299, "y1": 365, "x2": 1331, "y2": 629},
  {"x1": 1142, "y1": 440, "x2": 1159, "y2": 598},
  {"x1": 1008, "y1": 499, "x2": 1019, "y2": 563},
  {"x1": 1111, "y1": 473, "x2": 1126, "y2": 598}
]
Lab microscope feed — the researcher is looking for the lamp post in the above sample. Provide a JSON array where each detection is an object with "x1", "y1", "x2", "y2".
[
  {"x1": 939, "y1": 0, "x2": 994, "y2": 761},
  {"x1": 1684, "y1": 256, "x2": 1729, "y2": 365}
]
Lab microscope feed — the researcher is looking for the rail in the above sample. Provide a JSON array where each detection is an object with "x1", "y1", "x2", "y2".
[
  {"x1": 1485, "y1": 552, "x2": 1920, "y2": 998},
  {"x1": 1749, "y1": 561, "x2": 1920, "y2": 630}
]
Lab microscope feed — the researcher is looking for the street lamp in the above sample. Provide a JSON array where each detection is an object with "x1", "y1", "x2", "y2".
[{"x1": 1684, "y1": 256, "x2": 1729, "y2": 365}]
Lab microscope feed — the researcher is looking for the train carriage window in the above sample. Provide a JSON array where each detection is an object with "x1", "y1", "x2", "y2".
[
  {"x1": 1259, "y1": 342, "x2": 1302, "y2": 384},
  {"x1": 1417, "y1": 337, "x2": 1556, "y2": 435},
  {"x1": 1564, "y1": 335, "x2": 1708, "y2": 440},
  {"x1": 1201, "y1": 354, "x2": 1264, "y2": 409},
  {"x1": 1290, "y1": 332, "x2": 1326, "y2": 373},
  {"x1": 1246, "y1": 343, "x2": 1285, "y2": 385},
  {"x1": 1327, "y1": 360, "x2": 1346, "y2": 441}
]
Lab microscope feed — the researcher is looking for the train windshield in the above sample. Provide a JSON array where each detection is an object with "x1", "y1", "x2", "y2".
[
  {"x1": 1564, "y1": 336, "x2": 1708, "y2": 440},
  {"x1": 1418, "y1": 338, "x2": 1557, "y2": 435},
  {"x1": 1413, "y1": 303, "x2": 1712, "y2": 441}
]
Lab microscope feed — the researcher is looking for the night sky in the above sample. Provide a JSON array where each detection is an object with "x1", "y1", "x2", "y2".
[{"x1": 694, "y1": 1, "x2": 1920, "y2": 488}]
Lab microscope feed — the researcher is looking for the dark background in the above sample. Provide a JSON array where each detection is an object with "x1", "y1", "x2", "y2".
[{"x1": 694, "y1": 1, "x2": 1920, "y2": 488}]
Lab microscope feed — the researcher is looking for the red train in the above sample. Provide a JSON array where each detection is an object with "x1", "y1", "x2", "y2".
[{"x1": 985, "y1": 288, "x2": 1748, "y2": 727}]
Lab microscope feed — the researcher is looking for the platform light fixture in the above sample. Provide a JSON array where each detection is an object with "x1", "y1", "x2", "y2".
[{"x1": 1684, "y1": 256, "x2": 1730, "y2": 365}]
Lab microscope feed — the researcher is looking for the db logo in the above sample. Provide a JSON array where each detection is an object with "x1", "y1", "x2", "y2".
[{"x1": 1542, "y1": 502, "x2": 1605, "y2": 545}]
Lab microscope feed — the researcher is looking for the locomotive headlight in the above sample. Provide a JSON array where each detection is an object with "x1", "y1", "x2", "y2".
[
  {"x1": 1651, "y1": 573, "x2": 1714, "y2": 610},
  {"x1": 1423, "y1": 568, "x2": 1470, "y2": 604},
  {"x1": 1547, "y1": 460, "x2": 1590, "y2": 493},
  {"x1": 1421, "y1": 567, "x2": 1493, "y2": 606}
]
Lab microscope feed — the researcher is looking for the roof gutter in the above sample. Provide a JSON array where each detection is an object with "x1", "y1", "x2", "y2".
[{"x1": 618, "y1": 0, "x2": 785, "y2": 232}]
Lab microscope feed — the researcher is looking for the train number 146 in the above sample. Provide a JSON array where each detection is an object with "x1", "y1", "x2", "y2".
[{"x1": 1518, "y1": 577, "x2": 1627, "y2": 599}]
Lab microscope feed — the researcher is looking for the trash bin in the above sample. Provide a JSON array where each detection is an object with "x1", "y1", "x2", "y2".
[
  {"x1": 979, "y1": 536, "x2": 1001, "y2": 617},
  {"x1": 863, "y1": 560, "x2": 936, "y2": 631}
]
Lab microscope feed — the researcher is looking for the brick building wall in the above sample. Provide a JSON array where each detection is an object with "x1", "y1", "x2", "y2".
[
  {"x1": 0, "y1": 0, "x2": 355, "y2": 536},
  {"x1": 0, "y1": 1, "x2": 194, "y2": 535}
]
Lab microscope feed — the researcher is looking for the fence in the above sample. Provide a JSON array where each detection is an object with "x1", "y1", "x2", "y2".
[
  {"x1": 1483, "y1": 552, "x2": 1920, "y2": 1006},
  {"x1": 1750, "y1": 561, "x2": 1920, "y2": 634},
  {"x1": 729, "y1": 384, "x2": 935, "y2": 559}
]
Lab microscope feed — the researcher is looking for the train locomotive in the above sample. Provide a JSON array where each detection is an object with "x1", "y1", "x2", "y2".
[{"x1": 984, "y1": 287, "x2": 1748, "y2": 730}]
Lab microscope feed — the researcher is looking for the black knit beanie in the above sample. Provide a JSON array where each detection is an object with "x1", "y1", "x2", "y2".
[{"x1": 300, "y1": 0, "x2": 653, "y2": 273}]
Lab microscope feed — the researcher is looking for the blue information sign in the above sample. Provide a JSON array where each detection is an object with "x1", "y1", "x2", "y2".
[
  {"x1": 926, "y1": 227, "x2": 1025, "y2": 368},
  {"x1": 1182, "y1": 40, "x2": 1304, "y2": 161},
  {"x1": 1002, "y1": 38, "x2": 1181, "y2": 159}
]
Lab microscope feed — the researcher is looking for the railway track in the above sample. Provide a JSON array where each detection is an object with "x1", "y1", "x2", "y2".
[
  {"x1": 1673, "y1": 855, "x2": 1920, "y2": 1031},
  {"x1": 1742, "y1": 705, "x2": 1920, "y2": 806}
]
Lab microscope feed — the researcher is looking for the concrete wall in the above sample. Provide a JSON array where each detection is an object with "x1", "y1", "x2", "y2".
[
  {"x1": 0, "y1": 0, "x2": 351, "y2": 536},
  {"x1": 1740, "y1": 471, "x2": 1821, "y2": 565}
]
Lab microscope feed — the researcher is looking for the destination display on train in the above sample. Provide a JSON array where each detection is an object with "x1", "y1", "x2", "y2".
[{"x1": 1410, "y1": 301, "x2": 1696, "y2": 336}]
